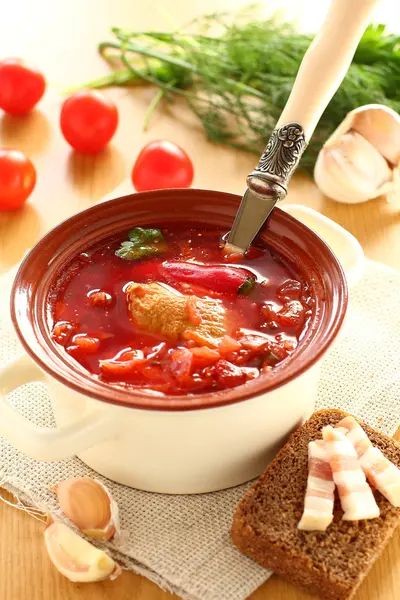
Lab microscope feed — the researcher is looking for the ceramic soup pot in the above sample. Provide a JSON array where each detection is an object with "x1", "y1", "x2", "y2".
[{"x1": 0, "y1": 189, "x2": 353, "y2": 494}]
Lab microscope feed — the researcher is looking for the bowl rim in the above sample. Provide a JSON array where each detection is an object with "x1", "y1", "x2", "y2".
[{"x1": 11, "y1": 188, "x2": 348, "y2": 412}]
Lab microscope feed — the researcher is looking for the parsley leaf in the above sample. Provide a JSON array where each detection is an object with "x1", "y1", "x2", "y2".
[
  {"x1": 128, "y1": 227, "x2": 164, "y2": 244},
  {"x1": 115, "y1": 227, "x2": 166, "y2": 260}
]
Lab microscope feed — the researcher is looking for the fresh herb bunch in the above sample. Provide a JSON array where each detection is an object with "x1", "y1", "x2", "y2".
[{"x1": 82, "y1": 9, "x2": 400, "y2": 172}]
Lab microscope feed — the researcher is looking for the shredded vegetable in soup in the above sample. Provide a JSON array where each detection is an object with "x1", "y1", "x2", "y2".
[{"x1": 49, "y1": 224, "x2": 315, "y2": 396}]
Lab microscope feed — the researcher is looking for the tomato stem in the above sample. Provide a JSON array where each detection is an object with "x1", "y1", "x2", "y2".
[{"x1": 238, "y1": 277, "x2": 256, "y2": 295}]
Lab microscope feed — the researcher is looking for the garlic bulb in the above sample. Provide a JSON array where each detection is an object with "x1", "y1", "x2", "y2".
[
  {"x1": 44, "y1": 518, "x2": 121, "y2": 582},
  {"x1": 314, "y1": 104, "x2": 400, "y2": 204},
  {"x1": 53, "y1": 477, "x2": 120, "y2": 541}
]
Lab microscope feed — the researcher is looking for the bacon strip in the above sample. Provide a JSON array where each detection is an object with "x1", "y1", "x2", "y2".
[
  {"x1": 322, "y1": 426, "x2": 380, "y2": 521},
  {"x1": 298, "y1": 440, "x2": 335, "y2": 531},
  {"x1": 336, "y1": 416, "x2": 400, "y2": 507}
]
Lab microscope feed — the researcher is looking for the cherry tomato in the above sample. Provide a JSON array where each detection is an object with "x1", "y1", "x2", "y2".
[
  {"x1": 0, "y1": 149, "x2": 36, "y2": 211},
  {"x1": 132, "y1": 140, "x2": 194, "y2": 191},
  {"x1": 60, "y1": 90, "x2": 118, "y2": 153},
  {"x1": 0, "y1": 59, "x2": 46, "y2": 115}
]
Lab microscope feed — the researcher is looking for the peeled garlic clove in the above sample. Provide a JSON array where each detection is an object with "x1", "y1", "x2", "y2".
[
  {"x1": 44, "y1": 518, "x2": 121, "y2": 582},
  {"x1": 54, "y1": 477, "x2": 120, "y2": 541},
  {"x1": 315, "y1": 131, "x2": 393, "y2": 204},
  {"x1": 314, "y1": 104, "x2": 400, "y2": 204},
  {"x1": 334, "y1": 104, "x2": 400, "y2": 165}
]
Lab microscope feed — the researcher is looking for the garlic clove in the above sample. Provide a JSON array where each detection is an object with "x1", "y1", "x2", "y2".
[
  {"x1": 314, "y1": 104, "x2": 400, "y2": 204},
  {"x1": 314, "y1": 152, "x2": 362, "y2": 204},
  {"x1": 323, "y1": 104, "x2": 400, "y2": 165},
  {"x1": 53, "y1": 477, "x2": 120, "y2": 541},
  {"x1": 44, "y1": 518, "x2": 121, "y2": 582},
  {"x1": 314, "y1": 130, "x2": 394, "y2": 204},
  {"x1": 335, "y1": 104, "x2": 400, "y2": 166},
  {"x1": 333, "y1": 132, "x2": 392, "y2": 194}
]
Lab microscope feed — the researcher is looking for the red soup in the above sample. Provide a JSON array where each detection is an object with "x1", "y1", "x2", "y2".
[{"x1": 50, "y1": 223, "x2": 315, "y2": 395}]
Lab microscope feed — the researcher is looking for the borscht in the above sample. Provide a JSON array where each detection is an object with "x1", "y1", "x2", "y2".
[{"x1": 49, "y1": 224, "x2": 314, "y2": 396}]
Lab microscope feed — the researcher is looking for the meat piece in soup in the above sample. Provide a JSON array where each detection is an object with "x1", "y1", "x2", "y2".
[{"x1": 127, "y1": 282, "x2": 227, "y2": 346}]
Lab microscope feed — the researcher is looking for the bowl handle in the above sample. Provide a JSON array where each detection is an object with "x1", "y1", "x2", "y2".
[{"x1": 0, "y1": 353, "x2": 115, "y2": 461}]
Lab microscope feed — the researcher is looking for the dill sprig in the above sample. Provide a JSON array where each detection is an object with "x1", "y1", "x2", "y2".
[{"x1": 81, "y1": 9, "x2": 400, "y2": 172}]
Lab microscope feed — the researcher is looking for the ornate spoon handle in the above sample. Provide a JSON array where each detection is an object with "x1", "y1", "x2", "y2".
[
  {"x1": 248, "y1": 0, "x2": 379, "y2": 200},
  {"x1": 228, "y1": 0, "x2": 380, "y2": 250},
  {"x1": 247, "y1": 122, "x2": 307, "y2": 201}
]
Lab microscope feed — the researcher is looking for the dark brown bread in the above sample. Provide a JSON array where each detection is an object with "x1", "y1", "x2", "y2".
[{"x1": 231, "y1": 409, "x2": 400, "y2": 600}]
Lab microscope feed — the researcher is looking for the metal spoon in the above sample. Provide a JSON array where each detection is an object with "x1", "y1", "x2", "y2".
[{"x1": 227, "y1": 0, "x2": 380, "y2": 252}]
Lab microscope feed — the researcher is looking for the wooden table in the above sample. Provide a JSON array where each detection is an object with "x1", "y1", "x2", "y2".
[{"x1": 0, "y1": 1, "x2": 399, "y2": 599}]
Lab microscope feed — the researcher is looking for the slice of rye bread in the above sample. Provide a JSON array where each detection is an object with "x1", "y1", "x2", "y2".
[{"x1": 231, "y1": 409, "x2": 400, "y2": 600}]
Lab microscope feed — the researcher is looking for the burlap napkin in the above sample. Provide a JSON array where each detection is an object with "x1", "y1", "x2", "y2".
[{"x1": 0, "y1": 259, "x2": 399, "y2": 600}]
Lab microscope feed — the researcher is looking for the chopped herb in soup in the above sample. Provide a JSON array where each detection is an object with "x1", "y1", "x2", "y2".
[
  {"x1": 50, "y1": 224, "x2": 314, "y2": 396},
  {"x1": 115, "y1": 227, "x2": 166, "y2": 261}
]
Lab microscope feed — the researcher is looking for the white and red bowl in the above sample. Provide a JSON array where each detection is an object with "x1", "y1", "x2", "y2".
[{"x1": 0, "y1": 190, "x2": 356, "y2": 494}]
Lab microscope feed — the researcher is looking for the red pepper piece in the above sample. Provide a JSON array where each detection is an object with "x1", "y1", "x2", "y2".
[
  {"x1": 162, "y1": 261, "x2": 255, "y2": 295},
  {"x1": 131, "y1": 259, "x2": 163, "y2": 282},
  {"x1": 276, "y1": 301, "x2": 305, "y2": 327},
  {"x1": 240, "y1": 334, "x2": 270, "y2": 354},
  {"x1": 214, "y1": 359, "x2": 247, "y2": 387}
]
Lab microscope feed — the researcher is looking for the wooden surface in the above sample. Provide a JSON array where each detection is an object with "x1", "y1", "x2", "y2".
[{"x1": 0, "y1": 1, "x2": 399, "y2": 599}]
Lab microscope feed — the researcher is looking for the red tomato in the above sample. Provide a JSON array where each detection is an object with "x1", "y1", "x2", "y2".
[
  {"x1": 60, "y1": 90, "x2": 118, "y2": 153},
  {"x1": 0, "y1": 59, "x2": 46, "y2": 115},
  {"x1": 0, "y1": 149, "x2": 36, "y2": 211},
  {"x1": 132, "y1": 140, "x2": 194, "y2": 191}
]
